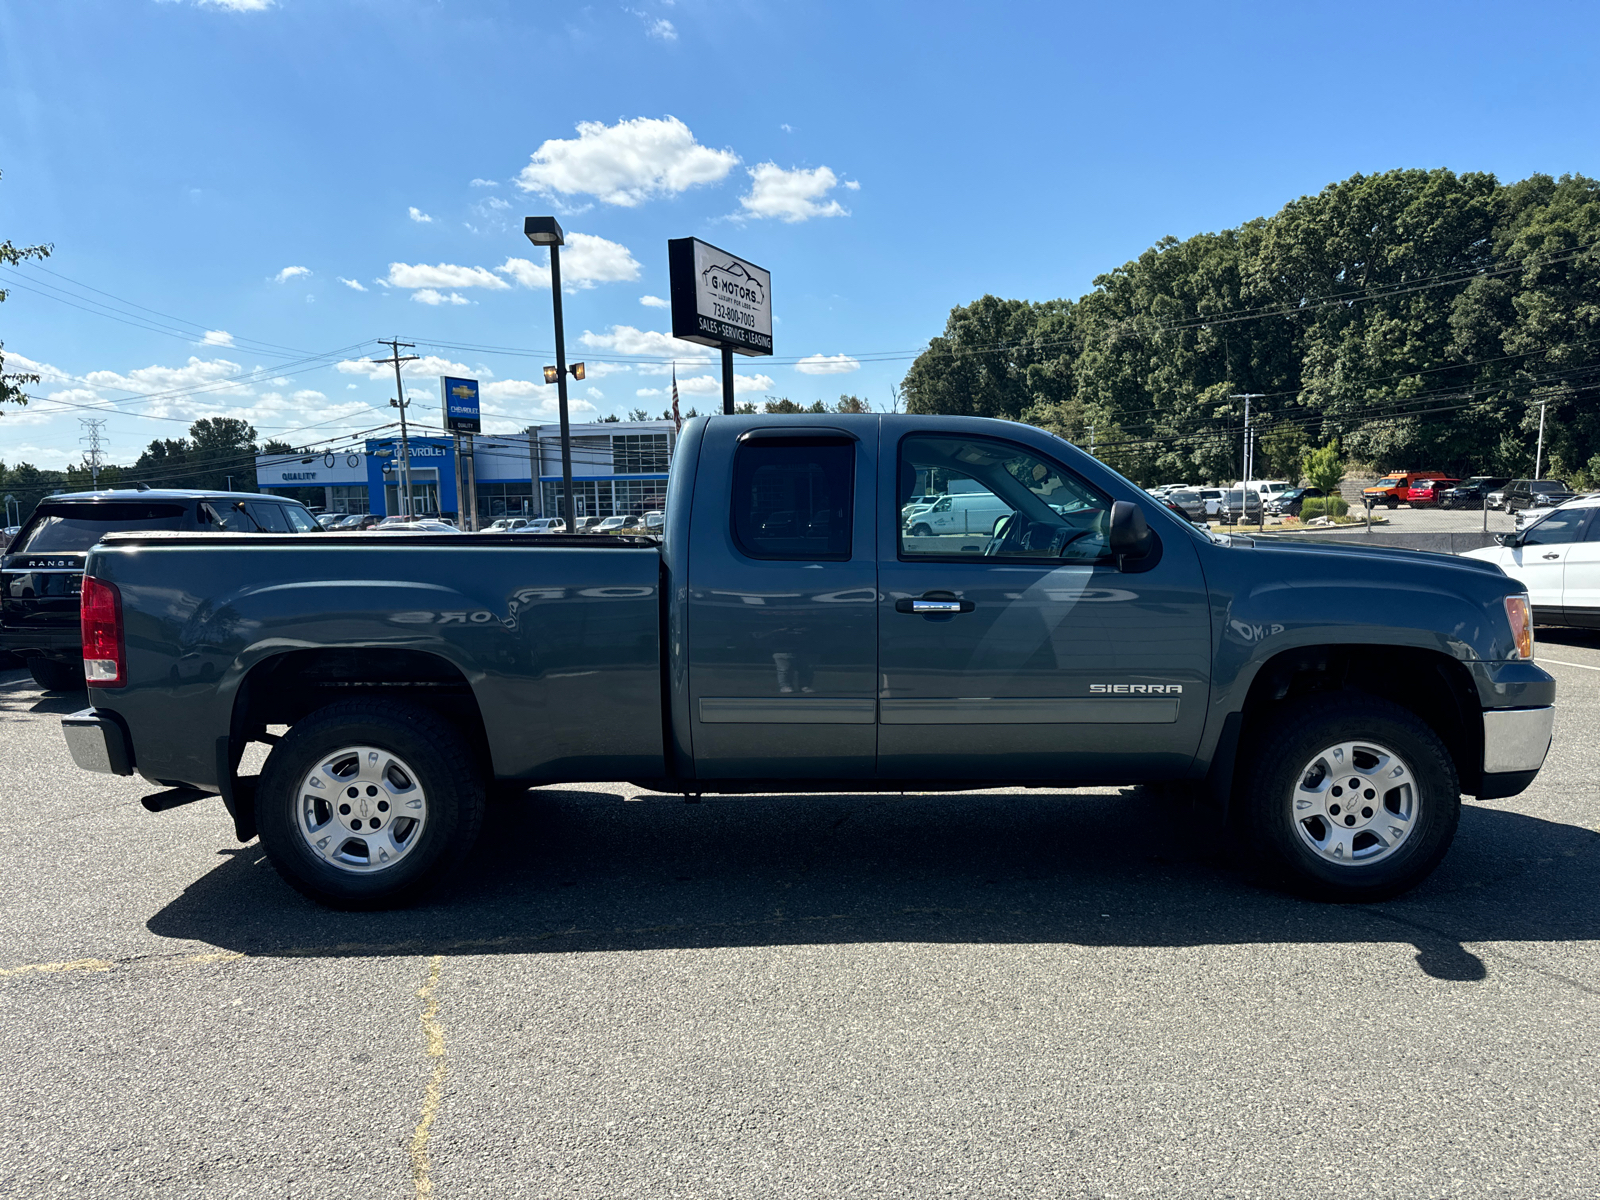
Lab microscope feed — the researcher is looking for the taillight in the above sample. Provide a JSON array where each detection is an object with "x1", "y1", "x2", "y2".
[
  {"x1": 81, "y1": 575, "x2": 125, "y2": 687},
  {"x1": 1505, "y1": 594, "x2": 1534, "y2": 661}
]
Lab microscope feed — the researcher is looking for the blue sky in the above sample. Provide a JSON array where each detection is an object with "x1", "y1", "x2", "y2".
[{"x1": 2, "y1": 0, "x2": 1598, "y2": 468}]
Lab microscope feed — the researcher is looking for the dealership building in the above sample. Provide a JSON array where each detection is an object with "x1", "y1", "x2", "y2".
[{"x1": 254, "y1": 419, "x2": 676, "y2": 522}]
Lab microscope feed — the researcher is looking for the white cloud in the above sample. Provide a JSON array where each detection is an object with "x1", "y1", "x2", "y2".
[
  {"x1": 482, "y1": 196, "x2": 511, "y2": 211},
  {"x1": 496, "y1": 233, "x2": 641, "y2": 291},
  {"x1": 411, "y1": 289, "x2": 470, "y2": 306},
  {"x1": 738, "y1": 163, "x2": 851, "y2": 223},
  {"x1": 469, "y1": 178, "x2": 498, "y2": 188},
  {"x1": 647, "y1": 18, "x2": 677, "y2": 40},
  {"x1": 639, "y1": 294, "x2": 670, "y2": 309},
  {"x1": 675, "y1": 373, "x2": 774, "y2": 396},
  {"x1": 635, "y1": 387, "x2": 664, "y2": 397},
  {"x1": 516, "y1": 116, "x2": 738, "y2": 207},
  {"x1": 843, "y1": 180, "x2": 861, "y2": 190},
  {"x1": 337, "y1": 277, "x2": 368, "y2": 291},
  {"x1": 794, "y1": 353, "x2": 861, "y2": 375},
  {"x1": 198, "y1": 0, "x2": 273, "y2": 10},
  {"x1": 384, "y1": 262, "x2": 510, "y2": 291},
  {"x1": 274, "y1": 265, "x2": 311, "y2": 283},
  {"x1": 579, "y1": 324, "x2": 712, "y2": 364},
  {"x1": 480, "y1": 377, "x2": 596, "y2": 418},
  {"x1": 200, "y1": 330, "x2": 235, "y2": 347},
  {"x1": 781, "y1": 123, "x2": 793, "y2": 133},
  {"x1": 408, "y1": 206, "x2": 434, "y2": 223}
]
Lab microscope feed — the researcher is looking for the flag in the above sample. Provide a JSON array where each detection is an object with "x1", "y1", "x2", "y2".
[{"x1": 671, "y1": 363, "x2": 682, "y2": 434}]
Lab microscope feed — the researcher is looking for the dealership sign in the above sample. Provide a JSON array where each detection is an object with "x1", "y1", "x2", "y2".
[
  {"x1": 441, "y1": 376, "x2": 481, "y2": 434},
  {"x1": 667, "y1": 237, "x2": 773, "y2": 356}
]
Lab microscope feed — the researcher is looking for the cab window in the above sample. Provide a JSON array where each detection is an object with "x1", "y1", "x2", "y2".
[
  {"x1": 898, "y1": 434, "x2": 1109, "y2": 562},
  {"x1": 730, "y1": 437, "x2": 854, "y2": 561},
  {"x1": 283, "y1": 506, "x2": 319, "y2": 533},
  {"x1": 1522, "y1": 508, "x2": 1591, "y2": 546}
]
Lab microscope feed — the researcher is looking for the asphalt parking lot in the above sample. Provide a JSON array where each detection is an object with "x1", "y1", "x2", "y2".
[{"x1": 2, "y1": 635, "x2": 1597, "y2": 1199}]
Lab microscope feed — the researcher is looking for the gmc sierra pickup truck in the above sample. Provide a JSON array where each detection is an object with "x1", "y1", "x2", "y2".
[{"x1": 61, "y1": 414, "x2": 1556, "y2": 908}]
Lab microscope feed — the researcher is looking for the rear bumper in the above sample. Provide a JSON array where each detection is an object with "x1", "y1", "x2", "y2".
[
  {"x1": 0, "y1": 625, "x2": 80, "y2": 656},
  {"x1": 61, "y1": 708, "x2": 134, "y2": 776}
]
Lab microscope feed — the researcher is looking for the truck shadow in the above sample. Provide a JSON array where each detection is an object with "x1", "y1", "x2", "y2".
[
  {"x1": 0, "y1": 676, "x2": 87, "y2": 716},
  {"x1": 146, "y1": 788, "x2": 1600, "y2": 983}
]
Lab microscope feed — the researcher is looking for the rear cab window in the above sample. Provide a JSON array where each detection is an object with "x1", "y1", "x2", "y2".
[{"x1": 730, "y1": 436, "x2": 855, "y2": 560}]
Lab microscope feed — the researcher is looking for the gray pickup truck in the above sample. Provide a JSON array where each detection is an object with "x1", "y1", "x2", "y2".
[{"x1": 61, "y1": 414, "x2": 1555, "y2": 908}]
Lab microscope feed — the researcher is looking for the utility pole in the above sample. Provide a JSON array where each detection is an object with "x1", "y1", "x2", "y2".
[
  {"x1": 1231, "y1": 394, "x2": 1264, "y2": 483},
  {"x1": 79, "y1": 419, "x2": 107, "y2": 490},
  {"x1": 374, "y1": 338, "x2": 420, "y2": 516},
  {"x1": 1534, "y1": 398, "x2": 1548, "y2": 479},
  {"x1": 1089, "y1": 423, "x2": 1096, "y2": 456}
]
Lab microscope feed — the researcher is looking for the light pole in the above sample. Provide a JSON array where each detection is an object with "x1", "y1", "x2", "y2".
[{"x1": 526, "y1": 216, "x2": 576, "y2": 528}]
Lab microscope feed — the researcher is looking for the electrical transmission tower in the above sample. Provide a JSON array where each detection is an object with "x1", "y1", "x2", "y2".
[{"x1": 80, "y1": 419, "x2": 108, "y2": 489}]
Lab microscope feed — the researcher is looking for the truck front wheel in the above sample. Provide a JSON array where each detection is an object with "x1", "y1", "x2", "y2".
[
  {"x1": 1242, "y1": 697, "x2": 1459, "y2": 902},
  {"x1": 256, "y1": 700, "x2": 487, "y2": 909}
]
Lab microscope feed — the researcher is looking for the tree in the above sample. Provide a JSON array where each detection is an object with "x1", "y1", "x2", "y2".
[
  {"x1": 1302, "y1": 440, "x2": 1345, "y2": 496},
  {"x1": 131, "y1": 418, "x2": 261, "y2": 491},
  {"x1": 835, "y1": 394, "x2": 869, "y2": 413},
  {"x1": 627, "y1": 408, "x2": 650, "y2": 421},
  {"x1": 1, "y1": 168, "x2": 54, "y2": 415}
]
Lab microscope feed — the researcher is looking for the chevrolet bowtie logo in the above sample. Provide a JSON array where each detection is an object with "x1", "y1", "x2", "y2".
[{"x1": 450, "y1": 385, "x2": 474, "y2": 401}]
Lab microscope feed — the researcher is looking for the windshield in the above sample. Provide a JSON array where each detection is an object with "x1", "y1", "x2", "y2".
[{"x1": 14, "y1": 502, "x2": 188, "y2": 554}]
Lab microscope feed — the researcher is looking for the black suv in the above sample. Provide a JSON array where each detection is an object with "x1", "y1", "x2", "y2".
[
  {"x1": 1439, "y1": 476, "x2": 1510, "y2": 509},
  {"x1": 1503, "y1": 479, "x2": 1577, "y2": 513},
  {"x1": 2, "y1": 490, "x2": 319, "y2": 690}
]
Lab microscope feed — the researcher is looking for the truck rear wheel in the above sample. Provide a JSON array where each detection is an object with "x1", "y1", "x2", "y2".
[
  {"x1": 28, "y1": 657, "x2": 84, "y2": 692},
  {"x1": 1242, "y1": 696, "x2": 1459, "y2": 902},
  {"x1": 255, "y1": 700, "x2": 486, "y2": 909}
]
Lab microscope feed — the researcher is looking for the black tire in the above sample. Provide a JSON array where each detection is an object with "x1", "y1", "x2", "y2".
[
  {"x1": 255, "y1": 700, "x2": 487, "y2": 909},
  {"x1": 910, "y1": 523, "x2": 932, "y2": 537},
  {"x1": 29, "y1": 657, "x2": 84, "y2": 692},
  {"x1": 1241, "y1": 695, "x2": 1460, "y2": 902},
  {"x1": 1386, "y1": 497, "x2": 1398, "y2": 510}
]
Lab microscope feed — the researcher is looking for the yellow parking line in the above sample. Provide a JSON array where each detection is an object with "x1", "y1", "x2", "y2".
[{"x1": 410, "y1": 955, "x2": 448, "y2": 1200}]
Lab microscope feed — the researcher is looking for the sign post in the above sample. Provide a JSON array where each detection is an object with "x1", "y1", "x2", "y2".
[
  {"x1": 667, "y1": 238, "x2": 773, "y2": 414},
  {"x1": 442, "y1": 377, "x2": 481, "y2": 528}
]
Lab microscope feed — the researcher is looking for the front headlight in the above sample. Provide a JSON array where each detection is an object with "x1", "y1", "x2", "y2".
[{"x1": 1505, "y1": 594, "x2": 1534, "y2": 660}]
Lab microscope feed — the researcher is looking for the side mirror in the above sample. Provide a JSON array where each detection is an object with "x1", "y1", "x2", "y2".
[
  {"x1": 1494, "y1": 532, "x2": 1518, "y2": 547},
  {"x1": 1109, "y1": 500, "x2": 1152, "y2": 564}
]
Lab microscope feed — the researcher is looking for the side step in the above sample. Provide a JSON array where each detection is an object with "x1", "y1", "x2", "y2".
[{"x1": 141, "y1": 786, "x2": 213, "y2": 814}]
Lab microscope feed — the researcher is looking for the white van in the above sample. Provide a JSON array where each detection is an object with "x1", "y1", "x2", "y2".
[{"x1": 905, "y1": 490, "x2": 1013, "y2": 537}]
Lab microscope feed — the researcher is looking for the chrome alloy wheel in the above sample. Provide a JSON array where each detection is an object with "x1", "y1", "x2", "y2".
[
  {"x1": 295, "y1": 745, "x2": 427, "y2": 873},
  {"x1": 1290, "y1": 739, "x2": 1418, "y2": 867}
]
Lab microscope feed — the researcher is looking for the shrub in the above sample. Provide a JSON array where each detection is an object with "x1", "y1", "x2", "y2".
[{"x1": 1299, "y1": 496, "x2": 1349, "y2": 520}]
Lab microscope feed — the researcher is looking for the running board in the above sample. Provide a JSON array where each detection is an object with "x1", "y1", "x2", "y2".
[{"x1": 141, "y1": 786, "x2": 213, "y2": 813}]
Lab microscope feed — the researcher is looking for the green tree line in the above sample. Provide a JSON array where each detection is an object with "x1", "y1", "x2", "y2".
[{"x1": 901, "y1": 169, "x2": 1600, "y2": 487}]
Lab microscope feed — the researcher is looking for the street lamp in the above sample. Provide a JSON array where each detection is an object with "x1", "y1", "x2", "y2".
[{"x1": 526, "y1": 216, "x2": 576, "y2": 526}]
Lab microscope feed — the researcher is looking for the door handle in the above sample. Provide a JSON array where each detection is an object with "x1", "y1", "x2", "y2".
[
  {"x1": 895, "y1": 596, "x2": 976, "y2": 615},
  {"x1": 1543, "y1": 552, "x2": 1561, "y2": 559}
]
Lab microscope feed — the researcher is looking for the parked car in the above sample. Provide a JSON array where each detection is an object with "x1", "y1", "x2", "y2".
[
  {"x1": 2, "y1": 525, "x2": 19, "y2": 549},
  {"x1": 1463, "y1": 496, "x2": 1600, "y2": 627},
  {"x1": 315, "y1": 513, "x2": 346, "y2": 528},
  {"x1": 371, "y1": 521, "x2": 463, "y2": 534},
  {"x1": 515, "y1": 517, "x2": 566, "y2": 534},
  {"x1": 567, "y1": 516, "x2": 606, "y2": 533},
  {"x1": 1503, "y1": 479, "x2": 1578, "y2": 513},
  {"x1": 1362, "y1": 472, "x2": 1450, "y2": 508},
  {"x1": 1243, "y1": 480, "x2": 1293, "y2": 500},
  {"x1": 62, "y1": 412, "x2": 1554, "y2": 910},
  {"x1": 485, "y1": 517, "x2": 530, "y2": 533},
  {"x1": 1265, "y1": 486, "x2": 1329, "y2": 517},
  {"x1": 1, "y1": 489, "x2": 318, "y2": 691},
  {"x1": 1439, "y1": 477, "x2": 1509, "y2": 510},
  {"x1": 1404, "y1": 478, "x2": 1460, "y2": 506},
  {"x1": 1484, "y1": 486, "x2": 1509, "y2": 511},
  {"x1": 1195, "y1": 487, "x2": 1226, "y2": 516},
  {"x1": 1164, "y1": 490, "x2": 1208, "y2": 524},
  {"x1": 1219, "y1": 488, "x2": 1264, "y2": 523},
  {"x1": 332, "y1": 513, "x2": 381, "y2": 530},
  {"x1": 592, "y1": 515, "x2": 633, "y2": 534}
]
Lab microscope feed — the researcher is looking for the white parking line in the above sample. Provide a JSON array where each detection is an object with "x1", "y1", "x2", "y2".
[{"x1": 1541, "y1": 657, "x2": 1600, "y2": 672}]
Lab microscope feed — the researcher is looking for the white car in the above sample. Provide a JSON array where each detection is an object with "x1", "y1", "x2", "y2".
[
  {"x1": 485, "y1": 517, "x2": 530, "y2": 533},
  {"x1": 516, "y1": 517, "x2": 565, "y2": 534},
  {"x1": 1462, "y1": 496, "x2": 1600, "y2": 628},
  {"x1": 593, "y1": 515, "x2": 632, "y2": 533}
]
